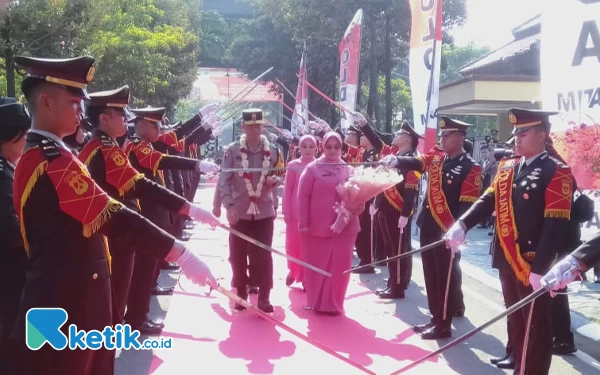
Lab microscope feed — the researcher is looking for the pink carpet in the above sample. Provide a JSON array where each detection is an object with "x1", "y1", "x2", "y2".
[{"x1": 147, "y1": 186, "x2": 457, "y2": 375}]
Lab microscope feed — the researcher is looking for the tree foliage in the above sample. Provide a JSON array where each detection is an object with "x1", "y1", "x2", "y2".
[
  {"x1": 440, "y1": 42, "x2": 491, "y2": 85},
  {"x1": 227, "y1": 0, "x2": 467, "y2": 127}
]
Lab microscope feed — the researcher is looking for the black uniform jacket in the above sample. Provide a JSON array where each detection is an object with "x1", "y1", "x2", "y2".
[
  {"x1": 396, "y1": 149, "x2": 481, "y2": 232},
  {"x1": 12, "y1": 132, "x2": 175, "y2": 339},
  {"x1": 0, "y1": 156, "x2": 27, "y2": 310},
  {"x1": 460, "y1": 153, "x2": 573, "y2": 276}
]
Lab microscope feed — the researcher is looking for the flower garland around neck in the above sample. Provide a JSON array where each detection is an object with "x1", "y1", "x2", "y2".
[{"x1": 239, "y1": 134, "x2": 271, "y2": 215}]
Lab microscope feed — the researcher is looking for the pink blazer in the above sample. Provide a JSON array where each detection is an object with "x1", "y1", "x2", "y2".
[{"x1": 297, "y1": 157, "x2": 360, "y2": 238}]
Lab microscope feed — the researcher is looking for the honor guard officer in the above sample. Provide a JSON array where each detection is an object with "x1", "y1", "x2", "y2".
[
  {"x1": 0, "y1": 101, "x2": 31, "y2": 372},
  {"x1": 9, "y1": 55, "x2": 217, "y2": 375},
  {"x1": 219, "y1": 108, "x2": 284, "y2": 312},
  {"x1": 445, "y1": 108, "x2": 574, "y2": 375},
  {"x1": 381, "y1": 116, "x2": 482, "y2": 339},
  {"x1": 122, "y1": 106, "x2": 218, "y2": 333},
  {"x1": 78, "y1": 86, "x2": 220, "y2": 329},
  {"x1": 359, "y1": 118, "x2": 423, "y2": 298}
]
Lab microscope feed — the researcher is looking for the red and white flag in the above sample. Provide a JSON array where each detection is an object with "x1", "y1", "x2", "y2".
[
  {"x1": 409, "y1": 0, "x2": 443, "y2": 152},
  {"x1": 339, "y1": 9, "x2": 363, "y2": 132},
  {"x1": 291, "y1": 43, "x2": 309, "y2": 137}
]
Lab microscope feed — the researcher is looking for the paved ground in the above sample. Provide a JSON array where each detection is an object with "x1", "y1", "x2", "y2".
[{"x1": 115, "y1": 181, "x2": 600, "y2": 374}]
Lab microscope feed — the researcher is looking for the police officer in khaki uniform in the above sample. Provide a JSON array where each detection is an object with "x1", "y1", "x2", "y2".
[{"x1": 219, "y1": 108, "x2": 284, "y2": 312}]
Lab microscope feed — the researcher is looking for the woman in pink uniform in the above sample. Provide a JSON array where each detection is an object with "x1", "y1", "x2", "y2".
[
  {"x1": 282, "y1": 135, "x2": 317, "y2": 287},
  {"x1": 297, "y1": 132, "x2": 362, "y2": 315}
]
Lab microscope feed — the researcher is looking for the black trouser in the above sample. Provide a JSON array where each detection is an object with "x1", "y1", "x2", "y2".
[
  {"x1": 374, "y1": 215, "x2": 386, "y2": 260},
  {"x1": 551, "y1": 287, "x2": 574, "y2": 344},
  {"x1": 125, "y1": 252, "x2": 158, "y2": 326},
  {"x1": 107, "y1": 237, "x2": 135, "y2": 323},
  {"x1": 378, "y1": 209, "x2": 413, "y2": 292},
  {"x1": 356, "y1": 198, "x2": 375, "y2": 265},
  {"x1": 499, "y1": 268, "x2": 553, "y2": 375},
  {"x1": 498, "y1": 268, "x2": 516, "y2": 357},
  {"x1": 420, "y1": 223, "x2": 463, "y2": 328},
  {"x1": 229, "y1": 218, "x2": 274, "y2": 294},
  {"x1": 9, "y1": 340, "x2": 115, "y2": 375},
  {"x1": 0, "y1": 289, "x2": 23, "y2": 372}
]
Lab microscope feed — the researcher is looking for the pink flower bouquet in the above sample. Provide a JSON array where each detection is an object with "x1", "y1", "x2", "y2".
[{"x1": 330, "y1": 166, "x2": 404, "y2": 233}]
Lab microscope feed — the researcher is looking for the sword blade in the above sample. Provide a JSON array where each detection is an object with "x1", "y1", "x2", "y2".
[
  {"x1": 217, "y1": 223, "x2": 331, "y2": 277},
  {"x1": 388, "y1": 288, "x2": 548, "y2": 375},
  {"x1": 344, "y1": 240, "x2": 445, "y2": 274}
]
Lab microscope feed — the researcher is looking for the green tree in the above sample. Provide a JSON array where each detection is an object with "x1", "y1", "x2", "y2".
[
  {"x1": 440, "y1": 42, "x2": 490, "y2": 85},
  {"x1": 360, "y1": 76, "x2": 411, "y2": 130},
  {"x1": 0, "y1": 0, "x2": 93, "y2": 96},
  {"x1": 86, "y1": 0, "x2": 199, "y2": 116},
  {"x1": 228, "y1": 0, "x2": 466, "y2": 127}
]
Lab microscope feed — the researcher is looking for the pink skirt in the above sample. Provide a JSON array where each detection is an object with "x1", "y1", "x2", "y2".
[
  {"x1": 301, "y1": 228, "x2": 357, "y2": 313},
  {"x1": 285, "y1": 219, "x2": 303, "y2": 282}
]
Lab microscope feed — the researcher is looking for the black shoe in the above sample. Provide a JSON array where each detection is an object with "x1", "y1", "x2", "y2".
[
  {"x1": 553, "y1": 342, "x2": 577, "y2": 355},
  {"x1": 375, "y1": 287, "x2": 390, "y2": 296},
  {"x1": 488, "y1": 232, "x2": 493, "y2": 236},
  {"x1": 161, "y1": 261, "x2": 180, "y2": 270},
  {"x1": 490, "y1": 353, "x2": 511, "y2": 365},
  {"x1": 378, "y1": 290, "x2": 405, "y2": 299},
  {"x1": 453, "y1": 309, "x2": 465, "y2": 317},
  {"x1": 420, "y1": 325, "x2": 451, "y2": 340},
  {"x1": 352, "y1": 266, "x2": 375, "y2": 274},
  {"x1": 496, "y1": 355, "x2": 515, "y2": 369},
  {"x1": 131, "y1": 320, "x2": 163, "y2": 335},
  {"x1": 258, "y1": 299, "x2": 274, "y2": 313},
  {"x1": 247, "y1": 285, "x2": 259, "y2": 294},
  {"x1": 152, "y1": 285, "x2": 174, "y2": 295},
  {"x1": 412, "y1": 321, "x2": 435, "y2": 333}
]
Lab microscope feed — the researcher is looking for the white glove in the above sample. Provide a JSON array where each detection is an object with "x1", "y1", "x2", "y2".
[
  {"x1": 529, "y1": 272, "x2": 543, "y2": 291},
  {"x1": 541, "y1": 255, "x2": 582, "y2": 291},
  {"x1": 444, "y1": 221, "x2": 466, "y2": 256},
  {"x1": 197, "y1": 160, "x2": 219, "y2": 174},
  {"x1": 177, "y1": 246, "x2": 217, "y2": 287},
  {"x1": 202, "y1": 114, "x2": 222, "y2": 130},
  {"x1": 189, "y1": 203, "x2": 221, "y2": 227},
  {"x1": 369, "y1": 203, "x2": 377, "y2": 216},
  {"x1": 380, "y1": 155, "x2": 398, "y2": 168},
  {"x1": 398, "y1": 216, "x2": 408, "y2": 229},
  {"x1": 199, "y1": 103, "x2": 220, "y2": 117},
  {"x1": 352, "y1": 112, "x2": 368, "y2": 127}
]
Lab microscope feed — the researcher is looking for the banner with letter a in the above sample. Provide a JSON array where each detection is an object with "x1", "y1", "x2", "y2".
[
  {"x1": 542, "y1": 0, "x2": 600, "y2": 188},
  {"x1": 542, "y1": 0, "x2": 600, "y2": 237},
  {"x1": 339, "y1": 9, "x2": 363, "y2": 132},
  {"x1": 291, "y1": 44, "x2": 309, "y2": 137},
  {"x1": 409, "y1": 0, "x2": 443, "y2": 152}
]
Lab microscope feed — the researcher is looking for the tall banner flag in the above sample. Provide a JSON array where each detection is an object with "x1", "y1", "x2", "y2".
[
  {"x1": 339, "y1": 9, "x2": 363, "y2": 132},
  {"x1": 409, "y1": 0, "x2": 443, "y2": 152},
  {"x1": 542, "y1": 0, "x2": 600, "y2": 236},
  {"x1": 291, "y1": 44, "x2": 309, "y2": 137}
]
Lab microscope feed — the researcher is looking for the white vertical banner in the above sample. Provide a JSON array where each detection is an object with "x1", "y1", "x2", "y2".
[
  {"x1": 409, "y1": 0, "x2": 443, "y2": 152},
  {"x1": 542, "y1": 0, "x2": 600, "y2": 189},
  {"x1": 542, "y1": 0, "x2": 600, "y2": 235},
  {"x1": 291, "y1": 45, "x2": 309, "y2": 137},
  {"x1": 339, "y1": 9, "x2": 363, "y2": 132}
]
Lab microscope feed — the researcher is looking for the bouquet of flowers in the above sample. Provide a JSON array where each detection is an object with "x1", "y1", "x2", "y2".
[{"x1": 331, "y1": 166, "x2": 403, "y2": 233}]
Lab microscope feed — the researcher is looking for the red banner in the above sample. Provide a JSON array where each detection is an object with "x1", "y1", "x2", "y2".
[{"x1": 339, "y1": 9, "x2": 363, "y2": 132}]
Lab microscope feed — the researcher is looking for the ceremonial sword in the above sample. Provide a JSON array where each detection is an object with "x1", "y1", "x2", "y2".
[
  {"x1": 344, "y1": 240, "x2": 445, "y2": 274},
  {"x1": 220, "y1": 161, "x2": 385, "y2": 173},
  {"x1": 387, "y1": 287, "x2": 548, "y2": 374},
  {"x1": 216, "y1": 223, "x2": 331, "y2": 277}
]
